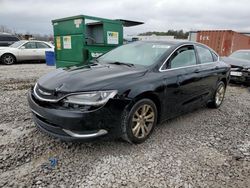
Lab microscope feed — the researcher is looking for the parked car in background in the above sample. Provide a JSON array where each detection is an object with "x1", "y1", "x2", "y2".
[
  {"x1": 0, "y1": 40, "x2": 54, "y2": 65},
  {"x1": 0, "y1": 33, "x2": 20, "y2": 46},
  {"x1": 28, "y1": 41, "x2": 230, "y2": 143},
  {"x1": 222, "y1": 50, "x2": 250, "y2": 85}
]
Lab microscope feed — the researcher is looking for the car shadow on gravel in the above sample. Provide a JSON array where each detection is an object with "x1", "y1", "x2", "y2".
[{"x1": 0, "y1": 60, "x2": 46, "y2": 66}]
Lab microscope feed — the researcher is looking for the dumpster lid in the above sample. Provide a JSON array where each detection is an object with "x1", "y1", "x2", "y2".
[{"x1": 116, "y1": 19, "x2": 144, "y2": 27}]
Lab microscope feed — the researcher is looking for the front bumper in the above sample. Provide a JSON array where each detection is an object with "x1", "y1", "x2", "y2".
[
  {"x1": 230, "y1": 70, "x2": 250, "y2": 85},
  {"x1": 27, "y1": 91, "x2": 130, "y2": 141},
  {"x1": 230, "y1": 75, "x2": 250, "y2": 85}
]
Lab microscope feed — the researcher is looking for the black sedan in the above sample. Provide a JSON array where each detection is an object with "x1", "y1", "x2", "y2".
[
  {"x1": 28, "y1": 41, "x2": 230, "y2": 143},
  {"x1": 222, "y1": 50, "x2": 250, "y2": 85}
]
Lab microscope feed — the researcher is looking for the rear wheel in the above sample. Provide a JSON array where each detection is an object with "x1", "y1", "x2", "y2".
[
  {"x1": 1, "y1": 54, "x2": 16, "y2": 65},
  {"x1": 121, "y1": 99, "x2": 157, "y2": 144},
  {"x1": 207, "y1": 81, "x2": 226, "y2": 108}
]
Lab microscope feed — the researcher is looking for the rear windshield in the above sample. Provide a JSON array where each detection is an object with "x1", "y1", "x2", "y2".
[
  {"x1": 10, "y1": 41, "x2": 26, "y2": 48},
  {"x1": 98, "y1": 42, "x2": 172, "y2": 66}
]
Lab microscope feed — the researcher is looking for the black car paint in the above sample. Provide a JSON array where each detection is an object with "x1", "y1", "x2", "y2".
[
  {"x1": 222, "y1": 56, "x2": 250, "y2": 85},
  {"x1": 28, "y1": 41, "x2": 230, "y2": 141},
  {"x1": 0, "y1": 34, "x2": 20, "y2": 46}
]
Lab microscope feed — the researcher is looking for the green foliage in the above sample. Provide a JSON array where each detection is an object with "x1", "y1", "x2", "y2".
[{"x1": 138, "y1": 30, "x2": 189, "y2": 39}]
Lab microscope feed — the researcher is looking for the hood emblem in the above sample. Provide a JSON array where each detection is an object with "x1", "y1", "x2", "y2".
[
  {"x1": 38, "y1": 89, "x2": 52, "y2": 96},
  {"x1": 55, "y1": 84, "x2": 64, "y2": 92}
]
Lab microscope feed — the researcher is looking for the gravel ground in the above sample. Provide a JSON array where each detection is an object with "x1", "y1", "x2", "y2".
[{"x1": 0, "y1": 63, "x2": 249, "y2": 188}]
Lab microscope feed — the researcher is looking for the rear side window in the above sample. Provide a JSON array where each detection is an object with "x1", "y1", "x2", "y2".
[
  {"x1": 196, "y1": 45, "x2": 213, "y2": 63},
  {"x1": 7, "y1": 36, "x2": 19, "y2": 41},
  {"x1": 168, "y1": 45, "x2": 197, "y2": 69},
  {"x1": 23, "y1": 42, "x2": 36, "y2": 49},
  {"x1": 36, "y1": 42, "x2": 51, "y2": 48}
]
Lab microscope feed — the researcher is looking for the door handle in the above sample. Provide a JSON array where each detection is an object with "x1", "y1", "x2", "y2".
[{"x1": 194, "y1": 69, "x2": 200, "y2": 73}]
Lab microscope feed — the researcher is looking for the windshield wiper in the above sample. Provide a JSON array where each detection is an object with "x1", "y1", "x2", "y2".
[{"x1": 108, "y1": 61, "x2": 134, "y2": 67}]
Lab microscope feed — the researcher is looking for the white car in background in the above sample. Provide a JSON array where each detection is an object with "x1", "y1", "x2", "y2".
[{"x1": 0, "y1": 40, "x2": 54, "y2": 65}]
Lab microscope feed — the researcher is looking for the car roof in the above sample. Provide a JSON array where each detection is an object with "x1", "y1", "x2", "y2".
[
  {"x1": 234, "y1": 49, "x2": 250, "y2": 52},
  {"x1": 135, "y1": 40, "x2": 219, "y2": 56},
  {"x1": 135, "y1": 40, "x2": 202, "y2": 46},
  {"x1": 0, "y1": 33, "x2": 18, "y2": 37},
  {"x1": 18, "y1": 40, "x2": 50, "y2": 43}
]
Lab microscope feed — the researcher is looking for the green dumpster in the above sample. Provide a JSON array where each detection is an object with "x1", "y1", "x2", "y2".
[{"x1": 52, "y1": 15, "x2": 143, "y2": 68}]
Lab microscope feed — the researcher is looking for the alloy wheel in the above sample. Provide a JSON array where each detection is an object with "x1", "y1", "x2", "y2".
[
  {"x1": 3, "y1": 55, "x2": 14, "y2": 65},
  {"x1": 131, "y1": 104, "x2": 155, "y2": 139},
  {"x1": 215, "y1": 85, "x2": 225, "y2": 106}
]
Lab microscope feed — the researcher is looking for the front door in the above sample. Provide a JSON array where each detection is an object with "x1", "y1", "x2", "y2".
[
  {"x1": 162, "y1": 45, "x2": 204, "y2": 118},
  {"x1": 18, "y1": 42, "x2": 38, "y2": 61}
]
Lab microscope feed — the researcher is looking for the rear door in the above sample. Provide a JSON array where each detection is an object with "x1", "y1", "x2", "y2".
[
  {"x1": 162, "y1": 45, "x2": 205, "y2": 117},
  {"x1": 35, "y1": 42, "x2": 53, "y2": 60},
  {"x1": 18, "y1": 42, "x2": 38, "y2": 60},
  {"x1": 195, "y1": 45, "x2": 219, "y2": 101}
]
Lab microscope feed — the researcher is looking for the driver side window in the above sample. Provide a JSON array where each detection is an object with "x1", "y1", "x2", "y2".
[{"x1": 168, "y1": 46, "x2": 197, "y2": 69}]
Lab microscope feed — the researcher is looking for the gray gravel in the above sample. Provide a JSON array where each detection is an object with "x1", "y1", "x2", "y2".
[{"x1": 0, "y1": 63, "x2": 249, "y2": 188}]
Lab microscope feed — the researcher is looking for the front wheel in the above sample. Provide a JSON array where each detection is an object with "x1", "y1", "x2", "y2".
[
  {"x1": 207, "y1": 81, "x2": 226, "y2": 108},
  {"x1": 1, "y1": 54, "x2": 16, "y2": 65},
  {"x1": 121, "y1": 99, "x2": 158, "y2": 144}
]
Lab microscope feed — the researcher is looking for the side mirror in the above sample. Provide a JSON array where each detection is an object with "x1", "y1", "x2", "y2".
[{"x1": 20, "y1": 46, "x2": 25, "y2": 49}]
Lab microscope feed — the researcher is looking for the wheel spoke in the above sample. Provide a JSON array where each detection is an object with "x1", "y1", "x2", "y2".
[
  {"x1": 144, "y1": 112, "x2": 154, "y2": 119},
  {"x1": 132, "y1": 122, "x2": 140, "y2": 133},
  {"x1": 145, "y1": 118, "x2": 154, "y2": 122},
  {"x1": 141, "y1": 125, "x2": 146, "y2": 138},
  {"x1": 135, "y1": 111, "x2": 141, "y2": 117},
  {"x1": 134, "y1": 124, "x2": 141, "y2": 137},
  {"x1": 132, "y1": 117, "x2": 139, "y2": 122},
  {"x1": 143, "y1": 124, "x2": 150, "y2": 134}
]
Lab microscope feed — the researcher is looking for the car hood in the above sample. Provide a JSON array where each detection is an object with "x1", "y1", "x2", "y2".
[
  {"x1": 221, "y1": 57, "x2": 250, "y2": 69},
  {"x1": 37, "y1": 63, "x2": 147, "y2": 93},
  {"x1": 0, "y1": 47, "x2": 16, "y2": 50},
  {"x1": 0, "y1": 47, "x2": 9, "y2": 50}
]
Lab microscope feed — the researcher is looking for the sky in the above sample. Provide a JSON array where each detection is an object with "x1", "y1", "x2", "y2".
[{"x1": 1, "y1": 0, "x2": 250, "y2": 36}]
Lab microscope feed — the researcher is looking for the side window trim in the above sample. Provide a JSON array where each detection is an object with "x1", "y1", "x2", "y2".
[
  {"x1": 167, "y1": 44, "x2": 198, "y2": 70},
  {"x1": 160, "y1": 44, "x2": 197, "y2": 71},
  {"x1": 196, "y1": 44, "x2": 216, "y2": 64}
]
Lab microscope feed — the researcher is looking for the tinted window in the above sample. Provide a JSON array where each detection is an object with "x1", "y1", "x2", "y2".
[
  {"x1": 0, "y1": 35, "x2": 18, "y2": 41},
  {"x1": 168, "y1": 46, "x2": 197, "y2": 69},
  {"x1": 7, "y1": 36, "x2": 19, "y2": 41},
  {"x1": 36, "y1": 42, "x2": 51, "y2": 49},
  {"x1": 23, "y1": 42, "x2": 36, "y2": 49},
  {"x1": 196, "y1": 45, "x2": 213, "y2": 63}
]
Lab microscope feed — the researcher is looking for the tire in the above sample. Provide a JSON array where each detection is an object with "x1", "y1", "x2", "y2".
[
  {"x1": 1, "y1": 54, "x2": 16, "y2": 65},
  {"x1": 121, "y1": 98, "x2": 158, "y2": 144},
  {"x1": 207, "y1": 81, "x2": 226, "y2": 108}
]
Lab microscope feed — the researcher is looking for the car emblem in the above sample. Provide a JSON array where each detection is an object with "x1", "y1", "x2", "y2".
[
  {"x1": 55, "y1": 84, "x2": 64, "y2": 93},
  {"x1": 38, "y1": 89, "x2": 52, "y2": 96}
]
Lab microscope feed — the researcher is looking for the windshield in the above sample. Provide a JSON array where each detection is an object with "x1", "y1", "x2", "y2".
[
  {"x1": 10, "y1": 41, "x2": 26, "y2": 48},
  {"x1": 98, "y1": 42, "x2": 172, "y2": 66},
  {"x1": 229, "y1": 51, "x2": 250, "y2": 61}
]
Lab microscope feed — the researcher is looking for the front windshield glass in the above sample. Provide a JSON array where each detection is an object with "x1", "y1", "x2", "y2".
[
  {"x1": 229, "y1": 51, "x2": 250, "y2": 61},
  {"x1": 10, "y1": 41, "x2": 26, "y2": 48},
  {"x1": 98, "y1": 42, "x2": 172, "y2": 66}
]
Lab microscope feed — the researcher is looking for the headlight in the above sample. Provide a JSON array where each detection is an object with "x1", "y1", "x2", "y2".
[{"x1": 64, "y1": 90, "x2": 117, "y2": 106}]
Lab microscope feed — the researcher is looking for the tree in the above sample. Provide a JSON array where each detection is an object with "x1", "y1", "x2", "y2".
[{"x1": 138, "y1": 30, "x2": 189, "y2": 39}]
